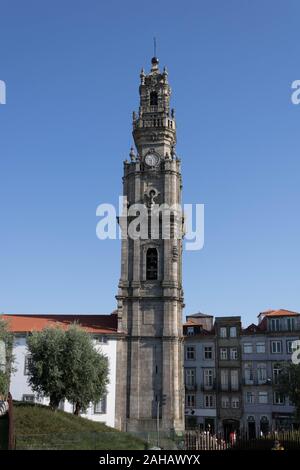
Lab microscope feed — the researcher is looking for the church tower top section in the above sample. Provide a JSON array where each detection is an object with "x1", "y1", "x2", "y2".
[{"x1": 132, "y1": 57, "x2": 176, "y2": 159}]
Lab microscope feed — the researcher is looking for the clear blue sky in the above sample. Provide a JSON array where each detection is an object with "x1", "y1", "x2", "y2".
[{"x1": 1, "y1": 0, "x2": 299, "y2": 326}]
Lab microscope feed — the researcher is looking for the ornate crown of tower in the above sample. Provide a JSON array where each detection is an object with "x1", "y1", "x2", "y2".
[
  {"x1": 115, "y1": 56, "x2": 185, "y2": 434},
  {"x1": 132, "y1": 56, "x2": 176, "y2": 160}
]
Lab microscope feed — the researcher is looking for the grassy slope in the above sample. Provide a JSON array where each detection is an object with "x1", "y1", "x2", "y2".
[{"x1": 13, "y1": 402, "x2": 146, "y2": 450}]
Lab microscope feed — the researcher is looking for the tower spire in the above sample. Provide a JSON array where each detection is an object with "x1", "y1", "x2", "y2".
[{"x1": 153, "y1": 36, "x2": 157, "y2": 58}]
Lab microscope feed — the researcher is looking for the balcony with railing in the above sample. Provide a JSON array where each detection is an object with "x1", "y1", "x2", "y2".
[{"x1": 242, "y1": 378, "x2": 272, "y2": 386}]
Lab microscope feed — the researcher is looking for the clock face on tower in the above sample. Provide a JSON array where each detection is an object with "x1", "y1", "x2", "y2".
[{"x1": 145, "y1": 152, "x2": 160, "y2": 167}]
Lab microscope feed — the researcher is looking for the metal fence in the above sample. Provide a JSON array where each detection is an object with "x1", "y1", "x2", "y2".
[
  {"x1": 184, "y1": 431, "x2": 228, "y2": 450},
  {"x1": 12, "y1": 429, "x2": 300, "y2": 451},
  {"x1": 234, "y1": 430, "x2": 300, "y2": 450}
]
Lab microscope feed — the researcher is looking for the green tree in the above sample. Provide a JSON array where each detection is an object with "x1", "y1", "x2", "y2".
[
  {"x1": 277, "y1": 362, "x2": 300, "y2": 421},
  {"x1": 0, "y1": 318, "x2": 14, "y2": 398},
  {"x1": 63, "y1": 325, "x2": 109, "y2": 415},
  {"x1": 26, "y1": 325, "x2": 109, "y2": 414},
  {"x1": 27, "y1": 327, "x2": 66, "y2": 409}
]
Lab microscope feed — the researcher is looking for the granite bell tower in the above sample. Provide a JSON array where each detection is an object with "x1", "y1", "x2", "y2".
[{"x1": 115, "y1": 56, "x2": 185, "y2": 433}]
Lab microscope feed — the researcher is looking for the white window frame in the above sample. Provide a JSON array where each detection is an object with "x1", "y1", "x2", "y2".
[
  {"x1": 22, "y1": 394, "x2": 35, "y2": 403},
  {"x1": 271, "y1": 318, "x2": 280, "y2": 332},
  {"x1": 230, "y1": 327, "x2": 237, "y2": 338},
  {"x1": 231, "y1": 397, "x2": 240, "y2": 408},
  {"x1": 187, "y1": 327, "x2": 194, "y2": 336},
  {"x1": 286, "y1": 340, "x2": 294, "y2": 354},
  {"x1": 220, "y1": 369, "x2": 229, "y2": 391},
  {"x1": 230, "y1": 348, "x2": 238, "y2": 360},
  {"x1": 94, "y1": 395, "x2": 107, "y2": 414},
  {"x1": 231, "y1": 369, "x2": 239, "y2": 391},
  {"x1": 185, "y1": 368, "x2": 196, "y2": 386},
  {"x1": 246, "y1": 391, "x2": 254, "y2": 404},
  {"x1": 244, "y1": 363, "x2": 254, "y2": 385},
  {"x1": 185, "y1": 393, "x2": 196, "y2": 408},
  {"x1": 258, "y1": 392, "x2": 268, "y2": 404},
  {"x1": 204, "y1": 368, "x2": 214, "y2": 387},
  {"x1": 243, "y1": 343, "x2": 253, "y2": 354},
  {"x1": 204, "y1": 394, "x2": 214, "y2": 408},
  {"x1": 185, "y1": 345, "x2": 196, "y2": 361},
  {"x1": 273, "y1": 363, "x2": 282, "y2": 384},
  {"x1": 257, "y1": 363, "x2": 267, "y2": 384},
  {"x1": 204, "y1": 346, "x2": 213, "y2": 360},
  {"x1": 220, "y1": 327, "x2": 227, "y2": 338},
  {"x1": 256, "y1": 342, "x2": 266, "y2": 353},
  {"x1": 220, "y1": 348, "x2": 227, "y2": 360},
  {"x1": 221, "y1": 396, "x2": 230, "y2": 408},
  {"x1": 24, "y1": 355, "x2": 32, "y2": 376},
  {"x1": 271, "y1": 341, "x2": 282, "y2": 354},
  {"x1": 273, "y1": 392, "x2": 285, "y2": 405}
]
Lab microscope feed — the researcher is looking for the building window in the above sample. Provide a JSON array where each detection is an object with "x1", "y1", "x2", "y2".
[
  {"x1": 287, "y1": 318, "x2": 295, "y2": 332},
  {"x1": 204, "y1": 369, "x2": 214, "y2": 387},
  {"x1": 93, "y1": 335, "x2": 108, "y2": 344},
  {"x1": 186, "y1": 394, "x2": 196, "y2": 408},
  {"x1": 257, "y1": 363, "x2": 267, "y2": 384},
  {"x1": 220, "y1": 327, "x2": 227, "y2": 338},
  {"x1": 230, "y1": 348, "x2": 238, "y2": 360},
  {"x1": 146, "y1": 248, "x2": 158, "y2": 280},
  {"x1": 244, "y1": 363, "x2": 253, "y2": 385},
  {"x1": 220, "y1": 348, "x2": 227, "y2": 360},
  {"x1": 94, "y1": 395, "x2": 107, "y2": 414},
  {"x1": 220, "y1": 369, "x2": 229, "y2": 391},
  {"x1": 221, "y1": 396, "x2": 230, "y2": 408},
  {"x1": 185, "y1": 346, "x2": 196, "y2": 360},
  {"x1": 24, "y1": 355, "x2": 32, "y2": 375},
  {"x1": 246, "y1": 391, "x2": 254, "y2": 404},
  {"x1": 256, "y1": 342, "x2": 266, "y2": 353},
  {"x1": 286, "y1": 340, "x2": 295, "y2": 354},
  {"x1": 231, "y1": 369, "x2": 239, "y2": 391},
  {"x1": 230, "y1": 327, "x2": 237, "y2": 338},
  {"x1": 231, "y1": 397, "x2": 240, "y2": 408},
  {"x1": 22, "y1": 394, "x2": 34, "y2": 403},
  {"x1": 258, "y1": 392, "x2": 268, "y2": 404},
  {"x1": 271, "y1": 318, "x2": 280, "y2": 332},
  {"x1": 271, "y1": 341, "x2": 282, "y2": 354},
  {"x1": 273, "y1": 363, "x2": 282, "y2": 384},
  {"x1": 150, "y1": 91, "x2": 158, "y2": 106},
  {"x1": 187, "y1": 327, "x2": 194, "y2": 336},
  {"x1": 185, "y1": 368, "x2": 196, "y2": 387},
  {"x1": 243, "y1": 343, "x2": 253, "y2": 354},
  {"x1": 204, "y1": 346, "x2": 213, "y2": 360},
  {"x1": 273, "y1": 392, "x2": 285, "y2": 405},
  {"x1": 204, "y1": 395, "x2": 214, "y2": 408}
]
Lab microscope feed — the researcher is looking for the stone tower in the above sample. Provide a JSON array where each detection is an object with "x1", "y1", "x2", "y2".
[{"x1": 115, "y1": 57, "x2": 185, "y2": 433}]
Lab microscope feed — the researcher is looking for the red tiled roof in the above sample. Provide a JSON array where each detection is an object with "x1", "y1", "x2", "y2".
[
  {"x1": 1, "y1": 313, "x2": 118, "y2": 334},
  {"x1": 259, "y1": 309, "x2": 300, "y2": 318},
  {"x1": 183, "y1": 319, "x2": 198, "y2": 326}
]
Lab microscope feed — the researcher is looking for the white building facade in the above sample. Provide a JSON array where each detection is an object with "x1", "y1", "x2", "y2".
[{"x1": 3, "y1": 314, "x2": 118, "y2": 428}]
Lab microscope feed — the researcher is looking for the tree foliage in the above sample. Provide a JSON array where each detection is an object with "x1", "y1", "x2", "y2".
[
  {"x1": 277, "y1": 362, "x2": 300, "y2": 421},
  {"x1": 26, "y1": 324, "x2": 109, "y2": 413},
  {"x1": 63, "y1": 325, "x2": 109, "y2": 415},
  {"x1": 0, "y1": 318, "x2": 14, "y2": 398},
  {"x1": 27, "y1": 327, "x2": 66, "y2": 409}
]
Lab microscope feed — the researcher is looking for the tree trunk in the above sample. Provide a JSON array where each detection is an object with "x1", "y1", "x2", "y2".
[
  {"x1": 74, "y1": 402, "x2": 81, "y2": 416},
  {"x1": 49, "y1": 395, "x2": 60, "y2": 411}
]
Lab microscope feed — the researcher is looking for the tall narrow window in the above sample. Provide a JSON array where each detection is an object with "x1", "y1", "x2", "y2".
[
  {"x1": 146, "y1": 248, "x2": 158, "y2": 280},
  {"x1": 150, "y1": 91, "x2": 158, "y2": 105}
]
